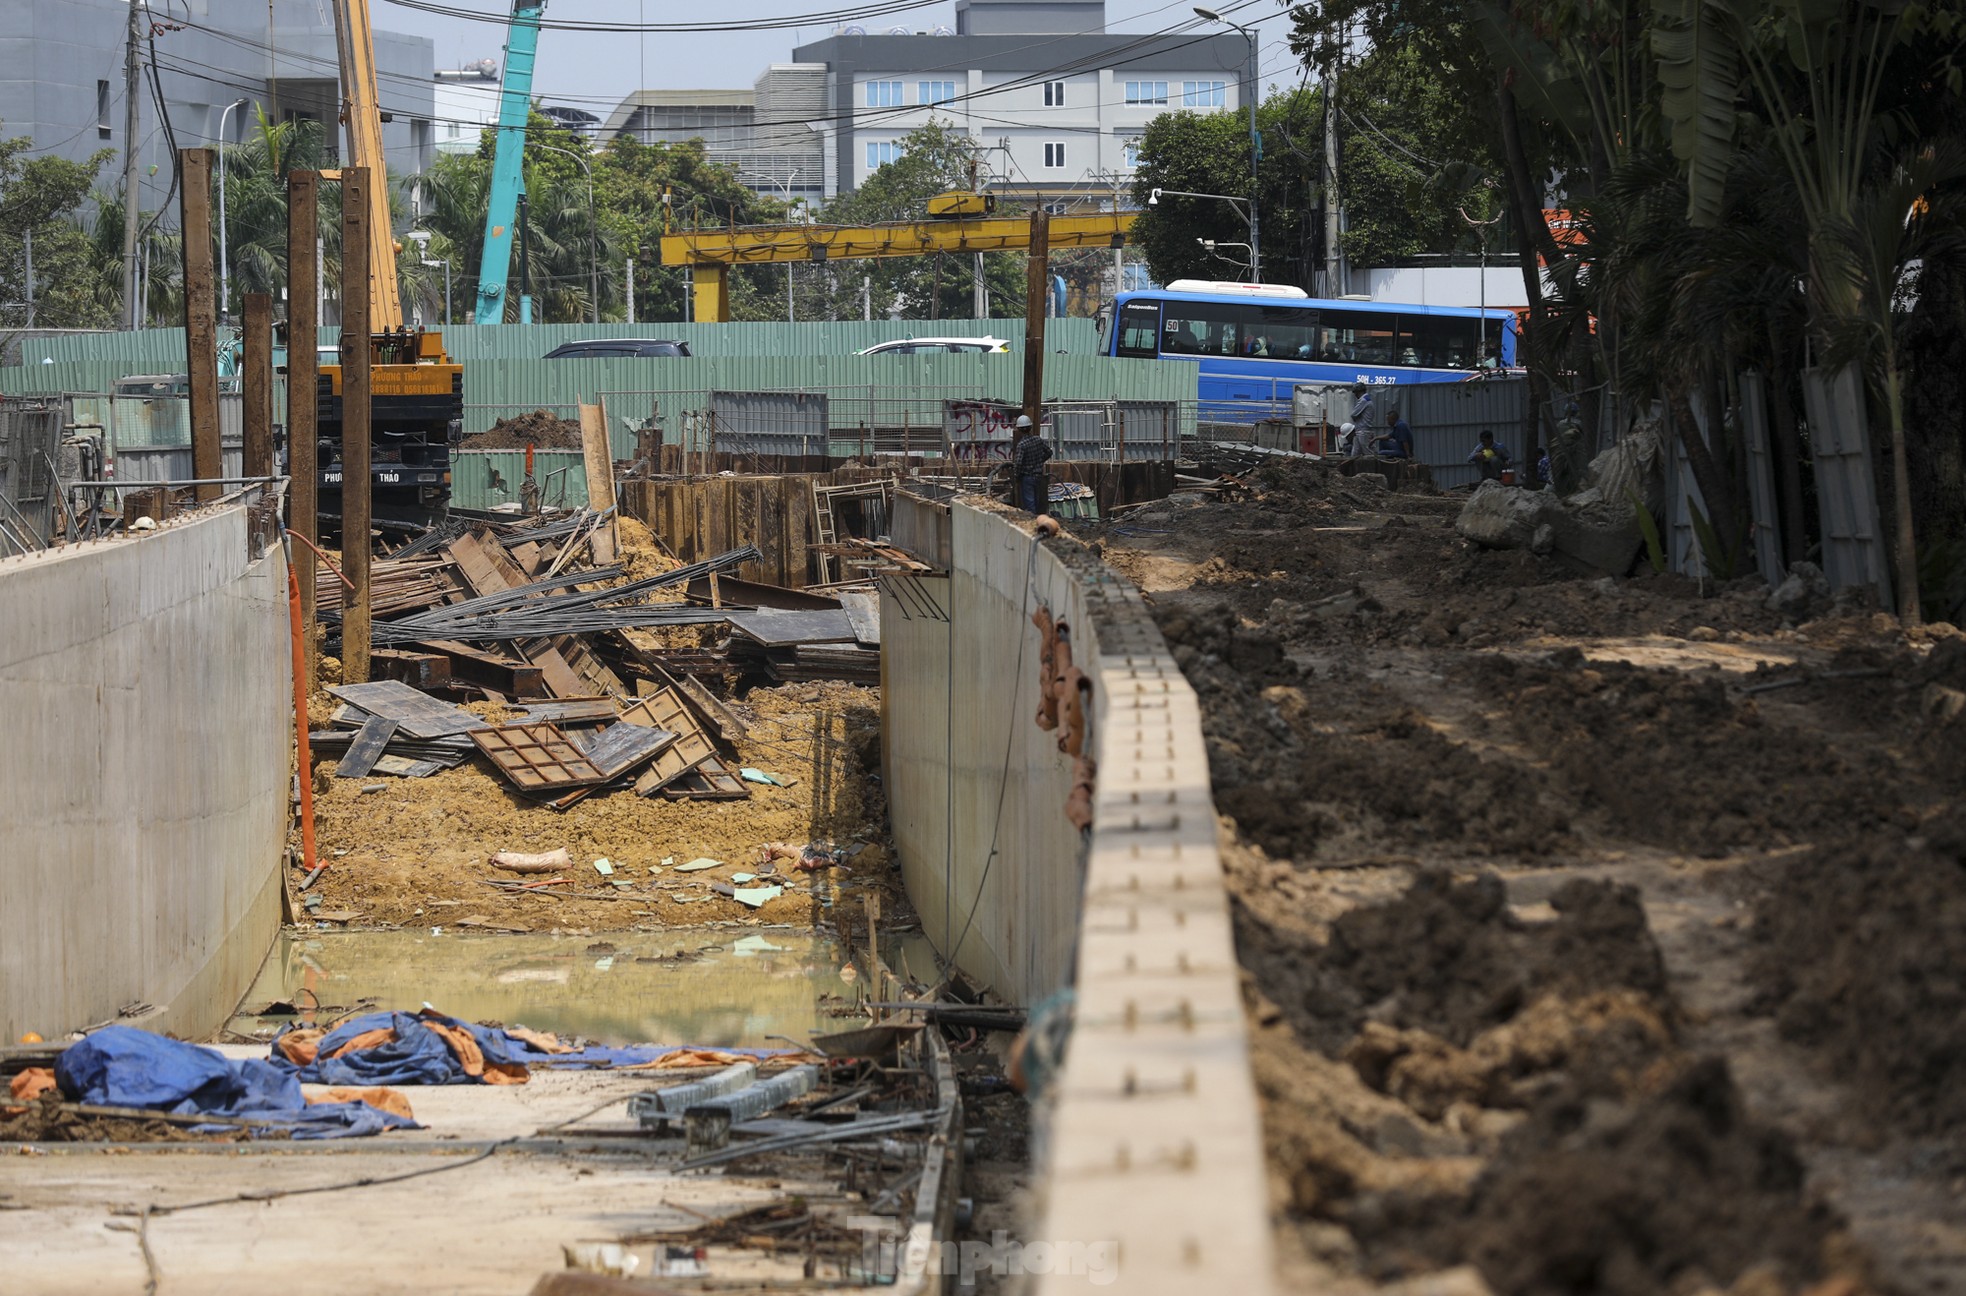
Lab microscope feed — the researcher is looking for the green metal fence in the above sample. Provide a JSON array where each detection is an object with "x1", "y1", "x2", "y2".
[{"x1": 1, "y1": 317, "x2": 1106, "y2": 385}]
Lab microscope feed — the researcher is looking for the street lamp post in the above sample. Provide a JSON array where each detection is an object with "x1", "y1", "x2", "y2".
[
  {"x1": 425, "y1": 258, "x2": 453, "y2": 325},
  {"x1": 1193, "y1": 9, "x2": 1259, "y2": 283},
  {"x1": 533, "y1": 143, "x2": 601, "y2": 324},
  {"x1": 405, "y1": 230, "x2": 452, "y2": 326},
  {"x1": 1148, "y1": 188, "x2": 1256, "y2": 280},
  {"x1": 217, "y1": 97, "x2": 250, "y2": 324}
]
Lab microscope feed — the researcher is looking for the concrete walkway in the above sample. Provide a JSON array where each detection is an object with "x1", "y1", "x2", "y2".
[{"x1": 0, "y1": 1052, "x2": 847, "y2": 1295}]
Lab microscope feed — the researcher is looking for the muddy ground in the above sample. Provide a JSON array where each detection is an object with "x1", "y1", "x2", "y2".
[
  {"x1": 1093, "y1": 462, "x2": 1966, "y2": 1296},
  {"x1": 297, "y1": 678, "x2": 892, "y2": 932}
]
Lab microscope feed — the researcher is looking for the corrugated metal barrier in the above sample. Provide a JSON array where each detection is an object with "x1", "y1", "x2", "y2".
[
  {"x1": 1395, "y1": 378, "x2": 1529, "y2": 490},
  {"x1": 450, "y1": 450, "x2": 589, "y2": 512},
  {"x1": 1, "y1": 318, "x2": 1105, "y2": 389}
]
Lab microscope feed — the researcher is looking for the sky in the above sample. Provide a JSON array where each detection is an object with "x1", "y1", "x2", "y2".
[{"x1": 369, "y1": 0, "x2": 1308, "y2": 111}]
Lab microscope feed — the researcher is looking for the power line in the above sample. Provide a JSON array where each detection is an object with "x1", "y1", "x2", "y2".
[{"x1": 382, "y1": 0, "x2": 952, "y2": 33}]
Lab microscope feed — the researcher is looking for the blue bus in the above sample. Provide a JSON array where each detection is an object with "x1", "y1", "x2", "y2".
[{"x1": 1097, "y1": 280, "x2": 1518, "y2": 417}]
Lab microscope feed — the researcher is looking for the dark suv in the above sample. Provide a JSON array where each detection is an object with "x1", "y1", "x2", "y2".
[{"x1": 543, "y1": 338, "x2": 692, "y2": 359}]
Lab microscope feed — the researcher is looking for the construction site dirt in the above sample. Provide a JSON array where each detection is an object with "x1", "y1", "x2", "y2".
[
  {"x1": 297, "y1": 678, "x2": 887, "y2": 932},
  {"x1": 1094, "y1": 460, "x2": 1966, "y2": 1296}
]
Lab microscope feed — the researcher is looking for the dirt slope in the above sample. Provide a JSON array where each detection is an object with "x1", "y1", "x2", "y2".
[{"x1": 1094, "y1": 461, "x2": 1966, "y2": 1296}]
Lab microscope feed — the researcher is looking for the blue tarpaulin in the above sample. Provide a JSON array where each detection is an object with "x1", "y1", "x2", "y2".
[
  {"x1": 270, "y1": 1010, "x2": 811, "y2": 1080},
  {"x1": 55, "y1": 1027, "x2": 419, "y2": 1140},
  {"x1": 271, "y1": 1011, "x2": 529, "y2": 1087}
]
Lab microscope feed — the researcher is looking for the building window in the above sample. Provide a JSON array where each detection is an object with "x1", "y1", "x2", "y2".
[
  {"x1": 866, "y1": 140, "x2": 904, "y2": 170},
  {"x1": 866, "y1": 80, "x2": 904, "y2": 108},
  {"x1": 1182, "y1": 80, "x2": 1227, "y2": 108},
  {"x1": 1121, "y1": 136, "x2": 1144, "y2": 168},
  {"x1": 97, "y1": 80, "x2": 111, "y2": 138},
  {"x1": 918, "y1": 80, "x2": 956, "y2": 105},
  {"x1": 1124, "y1": 81, "x2": 1169, "y2": 105},
  {"x1": 1043, "y1": 142, "x2": 1067, "y2": 169},
  {"x1": 1044, "y1": 80, "x2": 1066, "y2": 107}
]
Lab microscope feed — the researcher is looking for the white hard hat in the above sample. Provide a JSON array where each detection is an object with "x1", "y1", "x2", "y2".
[{"x1": 1014, "y1": 414, "x2": 1033, "y2": 429}]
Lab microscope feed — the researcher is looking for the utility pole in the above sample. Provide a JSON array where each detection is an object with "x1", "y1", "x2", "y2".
[
  {"x1": 242, "y1": 292, "x2": 273, "y2": 479},
  {"x1": 180, "y1": 149, "x2": 222, "y2": 504},
  {"x1": 121, "y1": 0, "x2": 145, "y2": 330},
  {"x1": 288, "y1": 170, "x2": 320, "y2": 681},
  {"x1": 22, "y1": 231, "x2": 33, "y2": 329},
  {"x1": 1323, "y1": 71, "x2": 1341, "y2": 296},
  {"x1": 1195, "y1": 9, "x2": 1260, "y2": 282},
  {"x1": 626, "y1": 256, "x2": 635, "y2": 324},
  {"x1": 517, "y1": 191, "x2": 532, "y2": 324},
  {"x1": 1021, "y1": 207, "x2": 1049, "y2": 426},
  {"x1": 340, "y1": 166, "x2": 373, "y2": 685}
]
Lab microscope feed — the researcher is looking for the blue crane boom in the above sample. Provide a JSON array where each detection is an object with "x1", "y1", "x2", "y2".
[{"x1": 472, "y1": 0, "x2": 546, "y2": 325}]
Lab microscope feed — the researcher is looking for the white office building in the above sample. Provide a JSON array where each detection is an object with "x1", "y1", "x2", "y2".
[
  {"x1": 602, "y1": 0, "x2": 1249, "y2": 203},
  {"x1": 790, "y1": 0, "x2": 1251, "y2": 201}
]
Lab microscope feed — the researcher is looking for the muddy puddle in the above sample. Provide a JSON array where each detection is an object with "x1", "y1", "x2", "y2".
[{"x1": 226, "y1": 927, "x2": 860, "y2": 1048}]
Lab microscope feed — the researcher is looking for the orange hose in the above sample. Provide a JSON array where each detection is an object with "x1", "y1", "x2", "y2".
[{"x1": 285, "y1": 546, "x2": 318, "y2": 878}]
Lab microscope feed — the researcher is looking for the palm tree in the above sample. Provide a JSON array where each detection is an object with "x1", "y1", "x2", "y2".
[{"x1": 1650, "y1": 0, "x2": 1954, "y2": 618}]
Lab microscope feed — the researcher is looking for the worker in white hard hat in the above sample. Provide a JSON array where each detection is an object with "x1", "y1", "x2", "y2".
[{"x1": 1010, "y1": 413, "x2": 1052, "y2": 515}]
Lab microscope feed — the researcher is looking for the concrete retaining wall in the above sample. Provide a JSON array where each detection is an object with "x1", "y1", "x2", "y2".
[
  {"x1": 882, "y1": 496, "x2": 1275, "y2": 1296},
  {"x1": 0, "y1": 506, "x2": 291, "y2": 1041}
]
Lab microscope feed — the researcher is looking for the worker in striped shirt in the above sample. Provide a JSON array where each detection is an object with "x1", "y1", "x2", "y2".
[{"x1": 1011, "y1": 414, "x2": 1053, "y2": 515}]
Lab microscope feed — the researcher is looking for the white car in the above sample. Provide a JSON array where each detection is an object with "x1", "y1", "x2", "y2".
[{"x1": 857, "y1": 336, "x2": 1011, "y2": 356}]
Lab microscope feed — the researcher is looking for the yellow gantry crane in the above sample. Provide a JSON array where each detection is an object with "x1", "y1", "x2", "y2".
[{"x1": 660, "y1": 209, "x2": 1138, "y2": 322}]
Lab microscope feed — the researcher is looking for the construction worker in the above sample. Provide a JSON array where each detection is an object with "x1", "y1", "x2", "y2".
[
  {"x1": 1371, "y1": 405, "x2": 1414, "y2": 459},
  {"x1": 1468, "y1": 428, "x2": 1512, "y2": 481},
  {"x1": 1011, "y1": 414, "x2": 1052, "y2": 515}
]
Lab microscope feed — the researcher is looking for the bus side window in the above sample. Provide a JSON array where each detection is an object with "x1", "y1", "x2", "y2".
[{"x1": 1117, "y1": 303, "x2": 1162, "y2": 357}]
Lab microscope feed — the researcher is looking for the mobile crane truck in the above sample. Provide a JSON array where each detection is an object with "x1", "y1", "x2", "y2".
[{"x1": 318, "y1": 0, "x2": 465, "y2": 530}]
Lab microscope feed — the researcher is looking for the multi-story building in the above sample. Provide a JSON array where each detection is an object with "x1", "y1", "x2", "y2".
[
  {"x1": 1, "y1": 0, "x2": 434, "y2": 214},
  {"x1": 600, "y1": 64, "x2": 828, "y2": 205},
  {"x1": 790, "y1": 0, "x2": 1250, "y2": 202},
  {"x1": 601, "y1": 0, "x2": 1248, "y2": 205},
  {"x1": 433, "y1": 60, "x2": 500, "y2": 157}
]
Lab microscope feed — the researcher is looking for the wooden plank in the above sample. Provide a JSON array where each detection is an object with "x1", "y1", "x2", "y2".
[
  {"x1": 621, "y1": 689, "x2": 716, "y2": 796},
  {"x1": 469, "y1": 722, "x2": 610, "y2": 790},
  {"x1": 579, "y1": 401, "x2": 619, "y2": 565},
  {"x1": 445, "y1": 532, "x2": 589, "y2": 698},
  {"x1": 661, "y1": 755, "x2": 750, "y2": 801},
  {"x1": 410, "y1": 639, "x2": 545, "y2": 698},
  {"x1": 328, "y1": 680, "x2": 486, "y2": 738},
  {"x1": 179, "y1": 149, "x2": 221, "y2": 504},
  {"x1": 370, "y1": 649, "x2": 450, "y2": 690},
  {"x1": 334, "y1": 715, "x2": 400, "y2": 778}
]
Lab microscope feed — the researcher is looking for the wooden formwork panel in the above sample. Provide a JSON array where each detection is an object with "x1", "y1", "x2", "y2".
[{"x1": 470, "y1": 722, "x2": 608, "y2": 790}]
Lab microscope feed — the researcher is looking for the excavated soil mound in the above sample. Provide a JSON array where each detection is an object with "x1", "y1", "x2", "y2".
[
  {"x1": 1487, "y1": 652, "x2": 1914, "y2": 855},
  {"x1": 1317, "y1": 873, "x2": 1669, "y2": 1049},
  {"x1": 1440, "y1": 1058, "x2": 1841, "y2": 1296},
  {"x1": 1751, "y1": 826, "x2": 1966, "y2": 1148},
  {"x1": 1099, "y1": 453, "x2": 1963, "y2": 1292},
  {"x1": 460, "y1": 410, "x2": 583, "y2": 450},
  {"x1": 1154, "y1": 602, "x2": 1571, "y2": 860},
  {"x1": 1244, "y1": 873, "x2": 1843, "y2": 1296}
]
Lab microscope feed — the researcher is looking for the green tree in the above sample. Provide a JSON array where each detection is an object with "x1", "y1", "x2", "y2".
[
  {"x1": 1338, "y1": 46, "x2": 1506, "y2": 269},
  {"x1": 594, "y1": 132, "x2": 777, "y2": 323},
  {"x1": 0, "y1": 133, "x2": 117, "y2": 333},
  {"x1": 809, "y1": 120, "x2": 1027, "y2": 322},
  {"x1": 1129, "y1": 87, "x2": 1317, "y2": 286}
]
